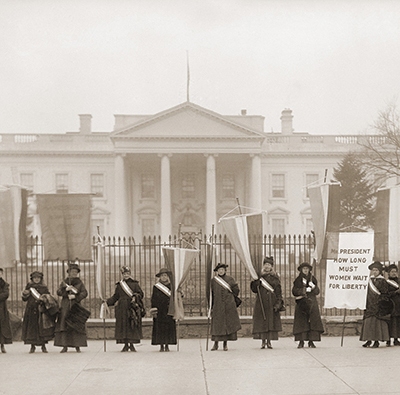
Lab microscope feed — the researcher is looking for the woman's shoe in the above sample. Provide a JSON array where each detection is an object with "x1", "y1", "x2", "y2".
[
  {"x1": 129, "y1": 343, "x2": 136, "y2": 352},
  {"x1": 372, "y1": 341, "x2": 379, "y2": 348},
  {"x1": 159, "y1": 345, "x2": 165, "y2": 352},
  {"x1": 308, "y1": 341, "x2": 316, "y2": 348},
  {"x1": 266, "y1": 341, "x2": 273, "y2": 349},
  {"x1": 211, "y1": 342, "x2": 218, "y2": 351},
  {"x1": 1, "y1": 344, "x2": 6, "y2": 353},
  {"x1": 394, "y1": 339, "x2": 400, "y2": 346},
  {"x1": 164, "y1": 345, "x2": 170, "y2": 352},
  {"x1": 386, "y1": 340, "x2": 391, "y2": 347},
  {"x1": 362, "y1": 341, "x2": 371, "y2": 348},
  {"x1": 29, "y1": 345, "x2": 36, "y2": 353},
  {"x1": 60, "y1": 347, "x2": 68, "y2": 353},
  {"x1": 297, "y1": 341, "x2": 304, "y2": 348},
  {"x1": 75, "y1": 347, "x2": 81, "y2": 353},
  {"x1": 41, "y1": 345, "x2": 48, "y2": 353},
  {"x1": 223, "y1": 342, "x2": 228, "y2": 351},
  {"x1": 261, "y1": 340, "x2": 266, "y2": 349},
  {"x1": 121, "y1": 344, "x2": 129, "y2": 352}
]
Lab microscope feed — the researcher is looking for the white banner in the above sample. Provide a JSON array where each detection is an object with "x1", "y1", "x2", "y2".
[{"x1": 324, "y1": 232, "x2": 374, "y2": 310}]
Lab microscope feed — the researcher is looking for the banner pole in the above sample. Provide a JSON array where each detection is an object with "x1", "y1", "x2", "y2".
[
  {"x1": 341, "y1": 309, "x2": 347, "y2": 347},
  {"x1": 103, "y1": 316, "x2": 106, "y2": 352},
  {"x1": 177, "y1": 320, "x2": 180, "y2": 352}
]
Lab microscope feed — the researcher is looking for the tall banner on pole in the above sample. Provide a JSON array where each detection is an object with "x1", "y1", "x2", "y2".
[
  {"x1": 308, "y1": 183, "x2": 341, "y2": 263},
  {"x1": 324, "y1": 232, "x2": 374, "y2": 310},
  {"x1": 374, "y1": 185, "x2": 400, "y2": 262},
  {"x1": 37, "y1": 194, "x2": 92, "y2": 261}
]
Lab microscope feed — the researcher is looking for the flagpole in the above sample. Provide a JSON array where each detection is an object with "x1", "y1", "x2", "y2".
[
  {"x1": 177, "y1": 223, "x2": 182, "y2": 352},
  {"x1": 340, "y1": 308, "x2": 347, "y2": 347},
  {"x1": 206, "y1": 225, "x2": 215, "y2": 351}
]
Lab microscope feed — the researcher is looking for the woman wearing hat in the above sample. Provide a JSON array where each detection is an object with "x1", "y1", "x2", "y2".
[
  {"x1": 54, "y1": 262, "x2": 88, "y2": 353},
  {"x1": 360, "y1": 261, "x2": 390, "y2": 348},
  {"x1": 292, "y1": 262, "x2": 324, "y2": 348},
  {"x1": 106, "y1": 266, "x2": 144, "y2": 352},
  {"x1": 151, "y1": 268, "x2": 177, "y2": 351},
  {"x1": 21, "y1": 271, "x2": 57, "y2": 353},
  {"x1": 251, "y1": 256, "x2": 283, "y2": 349},
  {"x1": 385, "y1": 264, "x2": 400, "y2": 346},
  {"x1": 210, "y1": 263, "x2": 241, "y2": 351},
  {"x1": 0, "y1": 268, "x2": 12, "y2": 353}
]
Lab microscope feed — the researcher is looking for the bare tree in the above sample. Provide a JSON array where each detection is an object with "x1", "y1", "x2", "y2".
[{"x1": 359, "y1": 102, "x2": 400, "y2": 181}]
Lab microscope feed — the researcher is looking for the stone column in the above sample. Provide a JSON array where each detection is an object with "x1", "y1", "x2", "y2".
[
  {"x1": 205, "y1": 154, "x2": 217, "y2": 236},
  {"x1": 114, "y1": 153, "x2": 128, "y2": 237},
  {"x1": 160, "y1": 154, "x2": 172, "y2": 242},
  {"x1": 250, "y1": 154, "x2": 262, "y2": 210}
]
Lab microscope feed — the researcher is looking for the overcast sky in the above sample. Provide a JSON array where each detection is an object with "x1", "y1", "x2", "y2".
[{"x1": 1, "y1": 0, "x2": 400, "y2": 135}]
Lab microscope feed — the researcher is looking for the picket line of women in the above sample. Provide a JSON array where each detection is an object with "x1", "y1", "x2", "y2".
[{"x1": 0, "y1": 258, "x2": 399, "y2": 353}]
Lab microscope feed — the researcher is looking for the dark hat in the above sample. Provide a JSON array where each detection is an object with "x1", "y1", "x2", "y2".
[
  {"x1": 298, "y1": 262, "x2": 313, "y2": 272},
  {"x1": 385, "y1": 264, "x2": 398, "y2": 273},
  {"x1": 67, "y1": 263, "x2": 81, "y2": 273},
  {"x1": 263, "y1": 256, "x2": 274, "y2": 265},
  {"x1": 30, "y1": 271, "x2": 43, "y2": 280},
  {"x1": 213, "y1": 263, "x2": 228, "y2": 272},
  {"x1": 368, "y1": 261, "x2": 383, "y2": 272},
  {"x1": 120, "y1": 266, "x2": 131, "y2": 274},
  {"x1": 156, "y1": 267, "x2": 172, "y2": 277}
]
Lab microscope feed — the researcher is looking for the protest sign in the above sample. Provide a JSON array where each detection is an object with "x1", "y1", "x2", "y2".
[{"x1": 324, "y1": 232, "x2": 374, "y2": 310}]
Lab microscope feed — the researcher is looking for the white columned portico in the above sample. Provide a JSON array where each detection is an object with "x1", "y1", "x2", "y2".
[
  {"x1": 160, "y1": 154, "x2": 172, "y2": 242},
  {"x1": 250, "y1": 154, "x2": 262, "y2": 210},
  {"x1": 114, "y1": 153, "x2": 128, "y2": 237},
  {"x1": 205, "y1": 154, "x2": 217, "y2": 236}
]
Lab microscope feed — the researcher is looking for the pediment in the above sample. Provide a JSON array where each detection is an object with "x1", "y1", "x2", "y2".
[
  {"x1": 111, "y1": 102, "x2": 265, "y2": 140},
  {"x1": 268, "y1": 207, "x2": 290, "y2": 216}
]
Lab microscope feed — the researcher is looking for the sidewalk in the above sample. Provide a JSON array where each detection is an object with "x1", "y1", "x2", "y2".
[{"x1": 0, "y1": 336, "x2": 399, "y2": 395}]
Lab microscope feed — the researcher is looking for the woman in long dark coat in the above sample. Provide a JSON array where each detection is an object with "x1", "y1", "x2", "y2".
[
  {"x1": 385, "y1": 264, "x2": 400, "y2": 346},
  {"x1": 360, "y1": 261, "x2": 390, "y2": 348},
  {"x1": 0, "y1": 268, "x2": 12, "y2": 353},
  {"x1": 54, "y1": 263, "x2": 88, "y2": 353},
  {"x1": 292, "y1": 262, "x2": 324, "y2": 348},
  {"x1": 210, "y1": 263, "x2": 241, "y2": 351},
  {"x1": 107, "y1": 266, "x2": 144, "y2": 352},
  {"x1": 151, "y1": 268, "x2": 176, "y2": 352},
  {"x1": 251, "y1": 256, "x2": 283, "y2": 349},
  {"x1": 21, "y1": 271, "x2": 57, "y2": 353}
]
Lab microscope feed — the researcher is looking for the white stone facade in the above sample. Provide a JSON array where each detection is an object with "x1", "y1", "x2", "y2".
[{"x1": 0, "y1": 101, "x2": 367, "y2": 241}]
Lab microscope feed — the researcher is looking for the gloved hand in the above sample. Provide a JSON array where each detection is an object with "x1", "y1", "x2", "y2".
[
  {"x1": 309, "y1": 281, "x2": 315, "y2": 289},
  {"x1": 306, "y1": 287, "x2": 312, "y2": 293}
]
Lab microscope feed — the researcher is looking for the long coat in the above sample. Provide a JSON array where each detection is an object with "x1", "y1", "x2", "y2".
[
  {"x1": 151, "y1": 282, "x2": 176, "y2": 345},
  {"x1": 292, "y1": 273, "x2": 324, "y2": 339},
  {"x1": 0, "y1": 278, "x2": 12, "y2": 344},
  {"x1": 22, "y1": 282, "x2": 56, "y2": 345},
  {"x1": 107, "y1": 279, "x2": 144, "y2": 344},
  {"x1": 387, "y1": 276, "x2": 400, "y2": 338},
  {"x1": 54, "y1": 277, "x2": 88, "y2": 347},
  {"x1": 251, "y1": 272, "x2": 282, "y2": 339},
  {"x1": 210, "y1": 274, "x2": 241, "y2": 340}
]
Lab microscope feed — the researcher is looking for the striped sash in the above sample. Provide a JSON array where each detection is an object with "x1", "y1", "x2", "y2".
[
  {"x1": 155, "y1": 282, "x2": 171, "y2": 297},
  {"x1": 214, "y1": 275, "x2": 233, "y2": 293},
  {"x1": 386, "y1": 278, "x2": 400, "y2": 289},
  {"x1": 120, "y1": 280, "x2": 134, "y2": 298},
  {"x1": 368, "y1": 278, "x2": 381, "y2": 295},
  {"x1": 260, "y1": 277, "x2": 274, "y2": 293},
  {"x1": 30, "y1": 287, "x2": 41, "y2": 300}
]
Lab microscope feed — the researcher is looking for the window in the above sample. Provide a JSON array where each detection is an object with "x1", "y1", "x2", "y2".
[
  {"x1": 305, "y1": 173, "x2": 319, "y2": 198},
  {"x1": 142, "y1": 218, "x2": 155, "y2": 236},
  {"x1": 222, "y1": 174, "x2": 235, "y2": 199},
  {"x1": 271, "y1": 174, "x2": 285, "y2": 198},
  {"x1": 272, "y1": 218, "x2": 285, "y2": 235},
  {"x1": 91, "y1": 174, "x2": 104, "y2": 198},
  {"x1": 182, "y1": 174, "x2": 195, "y2": 199},
  {"x1": 141, "y1": 174, "x2": 155, "y2": 199},
  {"x1": 55, "y1": 173, "x2": 68, "y2": 194},
  {"x1": 20, "y1": 173, "x2": 34, "y2": 192}
]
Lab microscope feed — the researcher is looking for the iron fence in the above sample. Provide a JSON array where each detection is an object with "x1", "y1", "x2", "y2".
[{"x1": 3, "y1": 234, "x2": 362, "y2": 319}]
